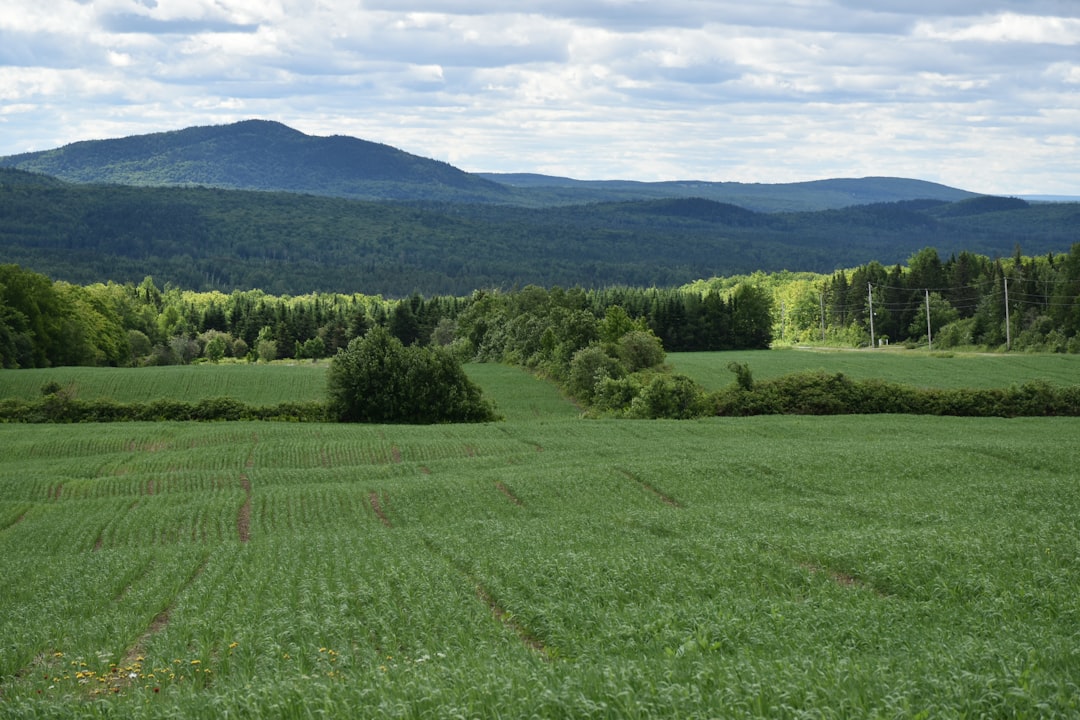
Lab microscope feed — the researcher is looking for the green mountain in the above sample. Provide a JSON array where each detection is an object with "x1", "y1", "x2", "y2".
[
  {"x1": 1, "y1": 174, "x2": 1076, "y2": 296},
  {"x1": 0, "y1": 120, "x2": 979, "y2": 211},
  {"x1": 0, "y1": 120, "x2": 509, "y2": 203},
  {"x1": 477, "y1": 174, "x2": 978, "y2": 212}
]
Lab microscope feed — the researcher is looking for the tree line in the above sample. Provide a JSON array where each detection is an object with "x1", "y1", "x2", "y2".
[
  {"x1": 4, "y1": 244, "x2": 1080, "y2": 376},
  {"x1": 0, "y1": 265, "x2": 773, "y2": 371},
  {"x1": 4, "y1": 242, "x2": 1080, "y2": 421}
]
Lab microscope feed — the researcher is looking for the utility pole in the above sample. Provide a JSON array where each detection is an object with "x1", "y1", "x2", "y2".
[
  {"x1": 925, "y1": 289, "x2": 932, "y2": 352},
  {"x1": 819, "y1": 292, "x2": 826, "y2": 343},
  {"x1": 780, "y1": 301, "x2": 786, "y2": 343},
  {"x1": 1004, "y1": 276, "x2": 1011, "y2": 351},
  {"x1": 868, "y1": 283, "x2": 876, "y2": 348}
]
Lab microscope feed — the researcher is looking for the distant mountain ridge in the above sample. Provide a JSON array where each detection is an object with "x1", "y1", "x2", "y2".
[
  {"x1": 0, "y1": 120, "x2": 508, "y2": 203},
  {"x1": 0, "y1": 120, "x2": 981, "y2": 211},
  {"x1": 2, "y1": 168, "x2": 1077, "y2": 296},
  {"x1": 477, "y1": 173, "x2": 978, "y2": 211}
]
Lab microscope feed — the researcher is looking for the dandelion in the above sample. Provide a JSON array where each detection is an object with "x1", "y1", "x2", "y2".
[
  {"x1": 190, "y1": 660, "x2": 201, "y2": 666},
  {"x1": 229, "y1": 642, "x2": 239, "y2": 649}
]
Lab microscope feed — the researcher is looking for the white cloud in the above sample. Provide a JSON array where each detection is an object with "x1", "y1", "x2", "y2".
[{"x1": 0, "y1": 0, "x2": 1078, "y2": 194}]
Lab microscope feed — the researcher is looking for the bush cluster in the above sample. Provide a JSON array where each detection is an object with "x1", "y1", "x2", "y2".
[
  {"x1": 0, "y1": 394, "x2": 327, "y2": 423},
  {"x1": 326, "y1": 326, "x2": 498, "y2": 424},
  {"x1": 712, "y1": 370, "x2": 1080, "y2": 418}
]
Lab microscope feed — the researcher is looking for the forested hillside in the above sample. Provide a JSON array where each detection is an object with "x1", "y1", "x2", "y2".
[
  {"x1": 2, "y1": 170, "x2": 1077, "y2": 296},
  {"x1": 0, "y1": 120, "x2": 507, "y2": 203},
  {"x1": 0, "y1": 120, "x2": 976, "y2": 211}
]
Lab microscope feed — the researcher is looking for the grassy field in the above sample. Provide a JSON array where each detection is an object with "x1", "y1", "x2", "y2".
[
  {"x1": 1, "y1": 355, "x2": 1079, "y2": 718},
  {"x1": 2, "y1": 348, "x2": 1077, "y2": 407},
  {"x1": 0, "y1": 363, "x2": 329, "y2": 404},
  {"x1": 671, "y1": 348, "x2": 1080, "y2": 391}
]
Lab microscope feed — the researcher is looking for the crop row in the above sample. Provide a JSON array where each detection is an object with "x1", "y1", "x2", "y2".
[{"x1": 2, "y1": 416, "x2": 1079, "y2": 717}]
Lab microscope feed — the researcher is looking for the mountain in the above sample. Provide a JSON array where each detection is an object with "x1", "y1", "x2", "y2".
[
  {"x1": 477, "y1": 174, "x2": 978, "y2": 212},
  {"x1": 1, "y1": 172, "x2": 1077, "y2": 296},
  {"x1": 0, "y1": 120, "x2": 980, "y2": 211},
  {"x1": 0, "y1": 120, "x2": 509, "y2": 203}
]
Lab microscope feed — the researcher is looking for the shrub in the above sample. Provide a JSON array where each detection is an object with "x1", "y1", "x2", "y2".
[
  {"x1": 627, "y1": 373, "x2": 710, "y2": 419},
  {"x1": 326, "y1": 326, "x2": 498, "y2": 424},
  {"x1": 567, "y1": 344, "x2": 625, "y2": 404}
]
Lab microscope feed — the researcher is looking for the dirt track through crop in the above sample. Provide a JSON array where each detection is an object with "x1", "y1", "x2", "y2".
[
  {"x1": 617, "y1": 468, "x2": 682, "y2": 508},
  {"x1": 474, "y1": 584, "x2": 550, "y2": 659},
  {"x1": 237, "y1": 434, "x2": 257, "y2": 543},
  {"x1": 495, "y1": 482, "x2": 524, "y2": 506},
  {"x1": 370, "y1": 492, "x2": 392, "y2": 527},
  {"x1": 1, "y1": 512, "x2": 27, "y2": 534},
  {"x1": 420, "y1": 538, "x2": 550, "y2": 660},
  {"x1": 120, "y1": 554, "x2": 211, "y2": 670},
  {"x1": 802, "y1": 563, "x2": 888, "y2": 596}
]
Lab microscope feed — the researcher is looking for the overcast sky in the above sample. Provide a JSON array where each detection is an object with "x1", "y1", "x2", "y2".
[{"x1": 2, "y1": 1, "x2": 1079, "y2": 194}]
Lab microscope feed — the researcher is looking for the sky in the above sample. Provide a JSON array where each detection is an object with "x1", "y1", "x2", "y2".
[{"x1": 1, "y1": 0, "x2": 1079, "y2": 195}]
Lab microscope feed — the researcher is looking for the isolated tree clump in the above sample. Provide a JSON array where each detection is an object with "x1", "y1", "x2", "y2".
[{"x1": 326, "y1": 326, "x2": 498, "y2": 424}]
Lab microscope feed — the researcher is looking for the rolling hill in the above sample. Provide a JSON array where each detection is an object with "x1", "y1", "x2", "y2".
[
  {"x1": 0, "y1": 120, "x2": 978, "y2": 211},
  {"x1": 2, "y1": 168, "x2": 1077, "y2": 296},
  {"x1": 0, "y1": 120, "x2": 509, "y2": 203}
]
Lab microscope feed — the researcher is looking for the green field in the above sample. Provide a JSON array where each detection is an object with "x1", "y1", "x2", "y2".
[
  {"x1": 2, "y1": 355, "x2": 1079, "y2": 718},
  {"x1": 671, "y1": 348, "x2": 1080, "y2": 391},
  {"x1": 2, "y1": 349, "x2": 1078, "y2": 408}
]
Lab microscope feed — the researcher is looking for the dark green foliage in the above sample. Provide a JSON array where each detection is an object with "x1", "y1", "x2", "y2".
[
  {"x1": 0, "y1": 396, "x2": 328, "y2": 423},
  {"x1": 567, "y1": 345, "x2": 625, "y2": 403},
  {"x1": 711, "y1": 369, "x2": 1080, "y2": 418},
  {"x1": 1, "y1": 170, "x2": 1076, "y2": 296},
  {"x1": 726, "y1": 361, "x2": 754, "y2": 391},
  {"x1": 326, "y1": 326, "x2": 497, "y2": 424},
  {"x1": 627, "y1": 373, "x2": 711, "y2": 419},
  {"x1": 615, "y1": 330, "x2": 666, "y2": 372}
]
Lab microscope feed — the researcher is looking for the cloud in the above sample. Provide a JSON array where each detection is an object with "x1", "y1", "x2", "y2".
[
  {"x1": 0, "y1": 0, "x2": 1078, "y2": 195},
  {"x1": 101, "y1": 12, "x2": 259, "y2": 35}
]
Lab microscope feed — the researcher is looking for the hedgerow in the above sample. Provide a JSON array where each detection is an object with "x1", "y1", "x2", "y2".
[
  {"x1": 0, "y1": 395, "x2": 328, "y2": 423},
  {"x1": 711, "y1": 369, "x2": 1080, "y2": 418}
]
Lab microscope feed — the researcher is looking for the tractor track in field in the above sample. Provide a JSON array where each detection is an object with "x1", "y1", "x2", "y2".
[
  {"x1": 421, "y1": 538, "x2": 552, "y2": 661},
  {"x1": 617, "y1": 468, "x2": 682, "y2": 508},
  {"x1": 495, "y1": 481, "x2": 524, "y2": 506},
  {"x1": 474, "y1": 584, "x2": 550, "y2": 658},
  {"x1": 369, "y1": 492, "x2": 392, "y2": 527},
  {"x1": 237, "y1": 433, "x2": 257, "y2": 543},
  {"x1": 801, "y1": 562, "x2": 889, "y2": 597},
  {"x1": 119, "y1": 554, "x2": 212, "y2": 670},
  {"x1": 0, "y1": 511, "x2": 27, "y2": 534}
]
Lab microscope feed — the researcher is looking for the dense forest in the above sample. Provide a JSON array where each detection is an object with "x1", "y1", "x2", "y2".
[
  {"x1": 3, "y1": 167, "x2": 1079, "y2": 296},
  {"x1": 3, "y1": 243, "x2": 1079, "y2": 375}
]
